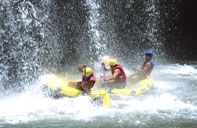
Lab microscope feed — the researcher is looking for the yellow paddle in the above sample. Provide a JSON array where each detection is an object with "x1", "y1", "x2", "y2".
[
  {"x1": 86, "y1": 56, "x2": 93, "y2": 64},
  {"x1": 102, "y1": 65, "x2": 111, "y2": 106}
]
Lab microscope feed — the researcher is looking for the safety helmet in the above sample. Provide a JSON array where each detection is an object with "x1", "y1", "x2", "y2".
[
  {"x1": 145, "y1": 51, "x2": 153, "y2": 58},
  {"x1": 109, "y1": 59, "x2": 118, "y2": 66},
  {"x1": 82, "y1": 67, "x2": 93, "y2": 77}
]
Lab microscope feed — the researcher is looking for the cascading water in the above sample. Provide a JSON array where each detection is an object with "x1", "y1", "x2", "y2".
[
  {"x1": 0, "y1": 0, "x2": 197, "y2": 128},
  {"x1": 86, "y1": 0, "x2": 105, "y2": 56},
  {"x1": 0, "y1": 0, "x2": 64, "y2": 91},
  {"x1": 144, "y1": 0, "x2": 163, "y2": 53},
  {"x1": 83, "y1": 0, "x2": 165, "y2": 65},
  {"x1": 0, "y1": 0, "x2": 82, "y2": 91},
  {"x1": 84, "y1": 0, "x2": 114, "y2": 64}
]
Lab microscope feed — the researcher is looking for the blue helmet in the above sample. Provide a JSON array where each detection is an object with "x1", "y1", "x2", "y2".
[{"x1": 145, "y1": 51, "x2": 153, "y2": 57}]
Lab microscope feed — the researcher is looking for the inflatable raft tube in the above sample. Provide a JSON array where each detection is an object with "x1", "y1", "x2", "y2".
[
  {"x1": 40, "y1": 74, "x2": 153, "y2": 98},
  {"x1": 40, "y1": 74, "x2": 83, "y2": 97},
  {"x1": 111, "y1": 78, "x2": 153, "y2": 96},
  {"x1": 40, "y1": 74, "x2": 105, "y2": 98}
]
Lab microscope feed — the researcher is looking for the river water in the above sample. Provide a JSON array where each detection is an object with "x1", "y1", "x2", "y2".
[
  {"x1": 1, "y1": 0, "x2": 196, "y2": 127},
  {"x1": 0, "y1": 62, "x2": 197, "y2": 128}
]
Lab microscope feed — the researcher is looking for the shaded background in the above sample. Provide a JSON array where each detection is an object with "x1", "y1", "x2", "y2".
[
  {"x1": 177, "y1": 0, "x2": 197, "y2": 61},
  {"x1": 0, "y1": 0, "x2": 197, "y2": 89}
]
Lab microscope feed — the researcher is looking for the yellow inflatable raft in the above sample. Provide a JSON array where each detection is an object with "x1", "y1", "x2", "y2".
[
  {"x1": 40, "y1": 74, "x2": 83, "y2": 97},
  {"x1": 40, "y1": 74, "x2": 153, "y2": 98},
  {"x1": 40, "y1": 74, "x2": 106, "y2": 98},
  {"x1": 112, "y1": 79, "x2": 153, "y2": 96}
]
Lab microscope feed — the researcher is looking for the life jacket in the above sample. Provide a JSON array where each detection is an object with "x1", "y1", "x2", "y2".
[
  {"x1": 142, "y1": 60, "x2": 154, "y2": 76},
  {"x1": 82, "y1": 73, "x2": 95, "y2": 89},
  {"x1": 111, "y1": 64, "x2": 127, "y2": 82}
]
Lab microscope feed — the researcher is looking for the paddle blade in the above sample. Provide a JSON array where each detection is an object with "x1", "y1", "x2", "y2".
[
  {"x1": 103, "y1": 92, "x2": 111, "y2": 106},
  {"x1": 86, "y1": 56, "x2": 93, "y2": 64}
]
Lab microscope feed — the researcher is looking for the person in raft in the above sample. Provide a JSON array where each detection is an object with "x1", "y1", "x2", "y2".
[
  {"x1": 101, "y1": 59, "x2": 127, "y2": 89},
  {"x1": 129, "y1": 51, "x2": 154, "y2": 84},
  {"x1": 77, "y1": 64, "x2": 96, "y2": 92}
]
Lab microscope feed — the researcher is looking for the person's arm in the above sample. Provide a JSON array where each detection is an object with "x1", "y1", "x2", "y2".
[
  {"x1": 133, "y1": 63, "x2": 146, "y2": 72},
  {"x1": 104, "y1": 69, "x2": 120, "y2": 81},
  {"x1": 140, "y1": 62, "x2": 151, "y2": 73},
  {"x1": 132, "y1": 68, "x2": 137, "y2": 71},
  {"x1": 101, "y1": 62, "x2": 110, "y2": 71},
  {"x1": 100, "y1": 62, "x2": 111, "y2": 78},
  {"x1": 77, "y1": 64, "x2": 87, "y2": 72},
  {"x1": 132, "y1": 68, "x2": 141, "y2": 72},
  {"x1": 82, "y1": 81, "x2": 94, "y2": 92}
]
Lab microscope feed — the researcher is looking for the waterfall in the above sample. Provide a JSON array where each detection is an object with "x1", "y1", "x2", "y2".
[
  {"x1": 0, "y1": 0, "x2": 64, "y2": 90},
  {"x1": 144, "y1": 0, "x2": 163, "y2": 56},
  {"x1": 85, "y1": 0, "x2": 108, "y2": 61},
  {"x1": 0, "y1": 0, "x2": 171, "y2": 91}
]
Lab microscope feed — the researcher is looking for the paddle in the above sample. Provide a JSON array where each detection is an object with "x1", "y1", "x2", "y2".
[
  {"x1": 86, "y1": 56, "x2": 93, "y2": 64},
  {"x1": 84, "y1": 67, "x2": 87, "y2": 88},
  {"x1": 102, "y1": 65, "x2": 111, "y2": 106}
]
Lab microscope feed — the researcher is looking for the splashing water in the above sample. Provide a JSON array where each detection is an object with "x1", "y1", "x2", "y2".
[
  {"x1": 0, "y1": 63, "x2": 197, "y2": 127},
  {"x1": 0, "y1": 0, "x2": 197, "y2": 128},
  {"x1": 85, "y1": 0, "x2": 108, "y2": 60}
]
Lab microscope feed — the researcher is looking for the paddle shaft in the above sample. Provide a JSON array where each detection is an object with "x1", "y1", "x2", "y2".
[
  {"x1": 87, "y1": 56, "x2": 93, "y2": 64},
  {"x1": 84, "y1": 68, "x2": 86, "y2": 88}
]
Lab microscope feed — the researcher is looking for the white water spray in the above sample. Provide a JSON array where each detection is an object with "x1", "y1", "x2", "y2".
[{"x1": 85, "y1": 0, "x2": 106, "y2": 56}]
